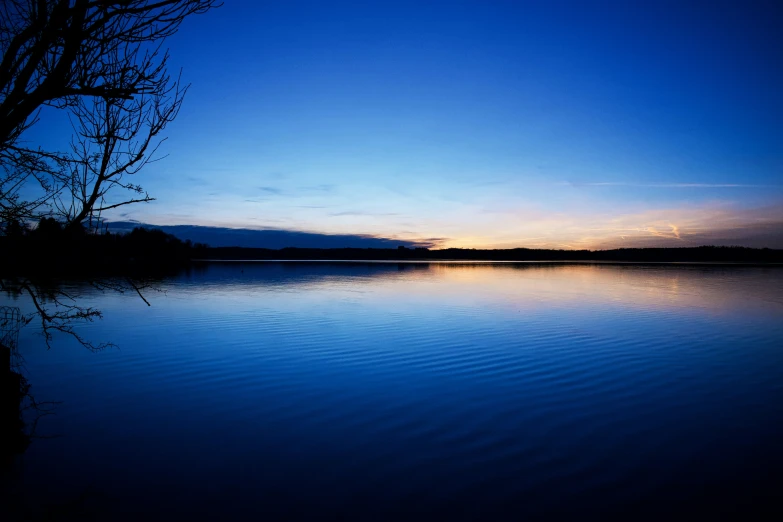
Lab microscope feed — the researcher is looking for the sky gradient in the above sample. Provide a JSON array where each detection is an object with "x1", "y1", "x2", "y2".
[{"x1": 35, "y1": 0, "x2": 783, "y2": 248}]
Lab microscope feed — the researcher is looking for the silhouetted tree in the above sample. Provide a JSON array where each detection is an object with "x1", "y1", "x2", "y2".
[
  {"x1": 0, "y1": 0, "x2": 218, "y2": 226},
  {"x1": 0, "y1": 1, "x2": 218, "y2": 349},
  {"x1": 31, "y1": 216, "x2": 61, "y2": 239},
  {"x1": 1, "y1": 217, "x2": 25, "y2": 237}
]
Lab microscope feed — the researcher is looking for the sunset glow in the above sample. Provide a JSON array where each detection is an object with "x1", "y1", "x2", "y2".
[{"x1": 29, "y1": 1, "x2": 783, "y2": 249}]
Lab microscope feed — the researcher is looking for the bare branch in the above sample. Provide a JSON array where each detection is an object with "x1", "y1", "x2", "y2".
[
  {"x1": 1, "y1": 1, "x2": 217, "y2": 353},
  {"x1": 1, "y1": 0, "x2": 219, "y2": 228}
]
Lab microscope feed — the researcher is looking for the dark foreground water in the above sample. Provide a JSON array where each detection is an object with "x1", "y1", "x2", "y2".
[{"x1": 3, "y1": 262, "x2": 783, "y2": 520}]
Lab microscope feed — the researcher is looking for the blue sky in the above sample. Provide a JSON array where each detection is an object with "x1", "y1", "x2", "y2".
[{"x1": 36, "y1": 1, "x2": 783, "y2": 248}]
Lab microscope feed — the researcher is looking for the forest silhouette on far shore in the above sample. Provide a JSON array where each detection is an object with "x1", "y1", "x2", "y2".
[{"x1": 2, "y1": 218, "x2": 782, "y2": 276}]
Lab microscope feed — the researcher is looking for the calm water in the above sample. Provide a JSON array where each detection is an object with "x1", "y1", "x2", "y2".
[{"x1": 4, "y1": 262, "x2": 783, "y2": 520}]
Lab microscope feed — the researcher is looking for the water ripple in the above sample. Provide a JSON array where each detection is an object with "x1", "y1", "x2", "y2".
[{"x1": 10, "y1": 263, "x2": 783, "y2": 520}]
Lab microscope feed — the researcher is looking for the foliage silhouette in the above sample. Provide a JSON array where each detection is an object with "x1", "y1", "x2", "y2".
[
  {"x1": 199, "y1": 245, "x2": 783, "y2": 263},
  {"x1": 1, "y1": 219, "x2": 203, "y2": 349}
]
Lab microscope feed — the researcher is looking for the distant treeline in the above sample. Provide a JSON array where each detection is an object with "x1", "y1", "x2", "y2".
[
  {"x1": 3, "y1": 220, "x2": 782, "y2": 277},
  {"x1": 203, "y1": 245, "x2": 783, "y2": 263},
  {"x1": 1, "y1": 218, "x2": 206, "y2": 276}
]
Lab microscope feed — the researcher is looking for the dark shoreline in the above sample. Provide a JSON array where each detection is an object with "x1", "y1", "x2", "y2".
[
  {"x1": 3, "y1": 229, "x2": 782, "y2": 278},
  {"x1": 194, "y1": 258, "x2": 783, "y2": 266},
  {"x1": 197, "y1": 245, "x2": 783, "y2": 264},
  {"x1": 3, "y1": 250, "x2": 783, "y2": 278}
]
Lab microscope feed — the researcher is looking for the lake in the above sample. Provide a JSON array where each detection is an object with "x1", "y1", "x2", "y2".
[{"x1": 3, "y1": 262, "x2": 783, "y2": 520}]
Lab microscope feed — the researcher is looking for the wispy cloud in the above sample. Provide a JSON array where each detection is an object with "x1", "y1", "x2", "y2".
[
  {"x1": 562, "y1": 181, "x2": 775, "y2": 188},
  {"x1": 247, "y1": 184, "x2": 338, "y2": 198},
  {"x1": 330, "y1": 211, "x2": 400, "y2": 217},
  {"x1": 185, "y1": 167, "x2": 238, "y2": 173},
  {"x1": 258, "y1": 186, "x2": 284, "y2": 195},
  {"x1": 105, "y1": 222, "x2": 439, "y2": 249},
  {"x1": 589, "y1": 205, "x2": 783, "y2": 249},
  {"x1": 646, "y1": 224, "x2": 682, "y2": 240},
  {"x1": 443, "y1": 201, "x2": 783, "y2": 250},
  {"x1": 298, "y1": 184, "x2": 336, "y2": 193},
  {"x1": 185, "y1": 175, "x2": 210, "y2": 185}
]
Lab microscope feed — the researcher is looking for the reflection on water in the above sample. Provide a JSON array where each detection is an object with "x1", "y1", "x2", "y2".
[{"x1": 3, "y1": 263, "x2": 783, "y2": 520}]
